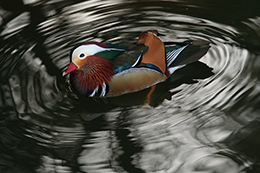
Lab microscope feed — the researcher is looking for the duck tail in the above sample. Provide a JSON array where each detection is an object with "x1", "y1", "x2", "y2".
[
  {"x1": 165, "y1": 40, "x2": 210, "y2": 75},
  {"x1": 165, "y1": 40, "x2": 210, "y2": 67}
]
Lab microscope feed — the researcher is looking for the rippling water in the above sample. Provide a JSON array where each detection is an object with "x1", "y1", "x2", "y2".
[{"x1": 1, "y1": 0, "x2": 260, "y2": 172}]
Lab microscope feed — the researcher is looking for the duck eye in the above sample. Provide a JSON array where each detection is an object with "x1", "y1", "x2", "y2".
[{"x1": 78, "y1": 53, "x2": 86, "y2": 59}]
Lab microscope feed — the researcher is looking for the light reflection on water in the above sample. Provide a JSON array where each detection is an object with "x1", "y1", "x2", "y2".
[{"x1": 1, "y1": 0, "x2": 260, "y2": 172}]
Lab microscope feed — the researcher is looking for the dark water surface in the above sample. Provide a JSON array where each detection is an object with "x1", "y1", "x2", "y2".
[{"x1": 1, "y1": 0, "x2": 260, "y2": 172}]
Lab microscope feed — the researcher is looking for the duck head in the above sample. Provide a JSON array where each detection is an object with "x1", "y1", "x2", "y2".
[
  {"x1": 63, "y1": 43, "x2": 110, "y2": 75},
  {"x1": 63, "y1": 43, "x2": 114, "y2": 96}
]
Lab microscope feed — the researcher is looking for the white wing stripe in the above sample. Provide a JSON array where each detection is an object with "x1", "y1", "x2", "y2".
[
  {"x1": 89, "y1": 86, "x2": 99, "y2": 97},
  {"x1": 168, "y1": 65, "x2": 186, "y2": 75},
  {"x1": 166, "y1": 45, "x2": 189, "y2": 66},
  {"x1": 101, "y1": 82, "x2": 107, "y2": 96},
  {"x1": 131, "y1": 53, "x2": 142, "y2": 67}
]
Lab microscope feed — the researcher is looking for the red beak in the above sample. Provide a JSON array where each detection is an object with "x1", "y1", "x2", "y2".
[{"x1": 62, "y1": 62, "x2": 78, "y2": 76}]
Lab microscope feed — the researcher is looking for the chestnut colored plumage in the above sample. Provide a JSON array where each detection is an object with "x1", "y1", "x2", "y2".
[
  {"x1": 72, "y1": 55, "x2": 113, "y2": 91},
  {"x1": 63, "y1": 30, "x2": 210, "y2": 97}
]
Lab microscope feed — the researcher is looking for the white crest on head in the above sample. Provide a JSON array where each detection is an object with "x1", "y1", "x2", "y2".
[{"x1": 72, "y1": 44, "x2": 107, "y2": 60}]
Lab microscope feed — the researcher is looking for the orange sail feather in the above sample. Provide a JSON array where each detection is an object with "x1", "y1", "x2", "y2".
[{"x1": 137, "y1": 30, "x2": 166, "y2": 74}]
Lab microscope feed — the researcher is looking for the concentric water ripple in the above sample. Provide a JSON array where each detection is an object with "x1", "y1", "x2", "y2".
[{"x1": 1, "y1": 0, "x2": 260, "y2": 172}]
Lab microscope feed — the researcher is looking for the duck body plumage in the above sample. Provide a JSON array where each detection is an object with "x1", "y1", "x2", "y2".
[{"x1": 63, "y1": 30, "x2": 210, "y2": 97}]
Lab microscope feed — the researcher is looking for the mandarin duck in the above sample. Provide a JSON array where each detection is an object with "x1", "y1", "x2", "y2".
[{"x1": 63, "y1": 30, "x2": 210, "y2": 97}]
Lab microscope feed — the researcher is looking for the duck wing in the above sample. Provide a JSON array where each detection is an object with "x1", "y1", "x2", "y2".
[{"x1": 95, "y1": 43, "x2": 148, "y2": 74}]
